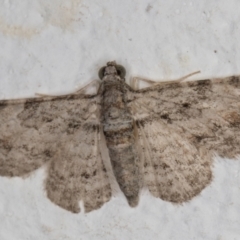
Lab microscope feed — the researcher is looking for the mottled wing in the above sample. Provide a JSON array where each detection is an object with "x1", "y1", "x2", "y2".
[
  {"x1": 0, "y1": 94, "x2": 111, "y2": 213},
  {"x1": 46, "y1": 122, "x2": 111, "y2": 213},
  {"x1": 135, "y1": 118, "x2": 212, "y2": 202},
  {"x1": 128, "y1": 75, "x2": 240, "y2": 202},
  {"x1": 130, "y1": 76, "x2": 240, "y2": 158}
]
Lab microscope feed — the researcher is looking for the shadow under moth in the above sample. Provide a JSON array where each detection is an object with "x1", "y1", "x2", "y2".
[{"x1": 0, "y1": 61, "x2": 240, "y2": 213}]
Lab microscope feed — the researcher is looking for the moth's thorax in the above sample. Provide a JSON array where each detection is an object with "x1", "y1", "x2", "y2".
[
  {"x1": 101, "y1": 78, "x2": 132, "y2": 136},
  {"x1": 100, "y1": 63, "x2": 130, "y2": 125},
  {"x1": 102, "y1": 75, "x2": 125, "y2": 88}
]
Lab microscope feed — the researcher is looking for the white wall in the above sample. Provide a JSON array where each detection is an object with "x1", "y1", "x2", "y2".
[{"x1": 0, "y1": 1, "x2": 240, "y2": 239}]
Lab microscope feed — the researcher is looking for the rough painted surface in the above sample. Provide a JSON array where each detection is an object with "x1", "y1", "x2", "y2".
[
  {"x1": 1, "y1": 0, "x2": 240, "y2": 239},
  {"x1": 0, "y1": 62, "x2": 240, "y2": 213}
]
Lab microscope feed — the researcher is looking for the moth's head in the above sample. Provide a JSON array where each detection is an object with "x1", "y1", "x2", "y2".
[{"x1": 98, "y1": 61, "x2": 126, "y2": 81}]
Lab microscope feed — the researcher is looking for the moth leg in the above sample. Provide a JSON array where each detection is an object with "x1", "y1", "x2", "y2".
[
  {"x1": 35, "y1": 80, "x2": 100, "y2": 97},
  {"x1": 35, "y1": 93, "x2": 59, "y2": 97},
  {"x1": 130, "y1": 71, "x2": 200, "y2": 90},
  {"x1": 130, "y1": 77, "x2": 157, "y2": 90},
  {"x1": 176, "y1": 71, "x2": 201, "y2": 82},
  {"x1": 74, "y1": 80, "x2": 100, "y2": 94}
]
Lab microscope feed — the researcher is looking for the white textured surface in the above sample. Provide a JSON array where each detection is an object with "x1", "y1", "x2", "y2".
[{"x1": 0, "y1": 0, "x2": 240, "y2": 239}]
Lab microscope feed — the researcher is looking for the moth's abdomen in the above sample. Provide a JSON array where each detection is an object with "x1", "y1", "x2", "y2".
[
  {"x1": 102, "y1": 83, "x2": 140, "y2": 207},
  {"x1": 104, "y1": 123, "x2": 140, "y2": 207},
  {"x1": 107, "y1": 143, "x2": 140, "y2": 207}
]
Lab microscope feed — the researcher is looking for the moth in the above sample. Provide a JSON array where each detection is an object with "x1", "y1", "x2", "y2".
[{"x1": 0, "y1": 61, "x2": 240, "y2": 213}]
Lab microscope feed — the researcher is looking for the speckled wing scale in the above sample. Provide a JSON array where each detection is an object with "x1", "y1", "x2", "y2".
[
  {"x1": 0, "y1": 94, "x2": 111, "y2": 213},
  {"x1": 0, "y1": 61, "x2": 240, "y2": 213},
  {"x1": 46, "y1": 118, "x2": 112, "y2": 213},
  {"x1": 134, "y1": 117, "x2": 212, "y2": 202},
  {"x1": 128, "y1": 74, "x2": 240, "y2": 202}
]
